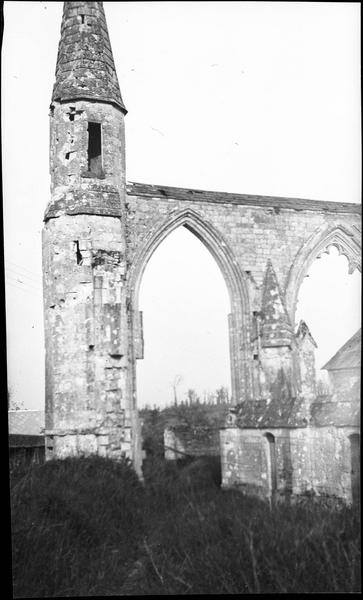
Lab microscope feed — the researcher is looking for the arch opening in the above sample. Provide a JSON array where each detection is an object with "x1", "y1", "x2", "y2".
[
  {"x1": 130, "y1": 209, "x2": 249, "y2": 313},
  {"x1": 136, "y1": 225, "x2": 232, "y2": 409},
  {"x1": 129, "y1": 208, "x2": 253, "y2": 409},
  {"x1": 295, "y1": 245, "x2": 361, "y2": 392},
  {"x1": 286, "y1": 224, "x2": 361, "y2": 327}
]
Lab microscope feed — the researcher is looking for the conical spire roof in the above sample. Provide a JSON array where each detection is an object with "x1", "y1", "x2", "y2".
[
  {"x1": 260, "y1": 260, "x2": 294, "y2": 347},
  {"x1": 52, "y1": 2, "x2": 127, "y2": 113},
  {"x1": 295, "y1": 320, "x2": 317, "y2": 348}
]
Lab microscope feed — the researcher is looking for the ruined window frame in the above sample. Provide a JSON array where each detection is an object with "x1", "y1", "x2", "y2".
[{"x1": 82, "y1": 120, "x2": 105, "y2": 179}]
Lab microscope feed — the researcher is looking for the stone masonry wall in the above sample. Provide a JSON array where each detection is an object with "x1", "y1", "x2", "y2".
[
  {"x1": 328, "y1": 368, "x2": 360, "y2": 403},
  {"x1": 47, "y1": 100, "x2": 126, "y2": 213},
  {"x1": 125, "y1": 187, "x2": 359, "y2": 305},
  {"x1": 43, "y1": 213, "x2": 137, "y2": 461},
  {"x1": 295, "y1": 335, "x2": 317, "y2": 400},
  {"x1": 164, "y1": 426, "x2": 221, "y2": 460},
  {"x1": 220, "y1": 426, "x2": 358, "y2": 503},
  {"x1": 125, "y1": 184, "x2": 360, "y2": 408}
]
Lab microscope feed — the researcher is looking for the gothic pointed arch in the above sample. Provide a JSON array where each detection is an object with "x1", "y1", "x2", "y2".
[
  {"x1": 129, "y1": 207, "x2": 249, "y2": 308},
  {"x1": 285, "y1": 223, "x2": 361, "y2": 324},
  {"x1": 127, "y1": 207, "x2": 253, "y2": 403}
]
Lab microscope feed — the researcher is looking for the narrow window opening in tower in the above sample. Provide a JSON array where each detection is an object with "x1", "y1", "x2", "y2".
[
  {"x1": 87, "y1": 122, "x2": 103, "y2": 177},
  {"x1": 80, "y1": 14, "x2": 85, "y2": 24},
  {"x1": 74, "y1": 241, "x2": 83, "y2": 265},
  {"x1": 265, "y1": 433, "x2": 277, "y2": 495}
]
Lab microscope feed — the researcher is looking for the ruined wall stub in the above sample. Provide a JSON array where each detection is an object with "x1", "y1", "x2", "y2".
[{"x1": 43, "y1": 2, "x2": 361, "y2": 472}]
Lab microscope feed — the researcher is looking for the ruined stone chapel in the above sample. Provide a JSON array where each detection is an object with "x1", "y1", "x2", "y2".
[{"x1": 43, "y1": 2, "x2": 361, "y2": 500}]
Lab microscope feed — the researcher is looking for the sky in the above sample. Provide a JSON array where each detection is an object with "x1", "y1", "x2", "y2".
[{"x1": 3, "y1": 1, "x2": 361, "y2": 410}]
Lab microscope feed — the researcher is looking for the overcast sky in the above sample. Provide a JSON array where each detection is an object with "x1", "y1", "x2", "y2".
[{"x1": 3, "y1": 1, "x2": 361, "y2": 410}]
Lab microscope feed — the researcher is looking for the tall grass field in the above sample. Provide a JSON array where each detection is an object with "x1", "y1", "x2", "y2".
[{"x1": 10, "y1": 454, "x2": 360, "y2": 596}]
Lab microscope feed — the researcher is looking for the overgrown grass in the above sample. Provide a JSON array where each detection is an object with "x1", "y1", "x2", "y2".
[
  {"x1": 10, "y1": 456, "x2": 144, "y2": 597},
  {"x1": 10, "y1": 455, "x2": 360, "y2": 597}
]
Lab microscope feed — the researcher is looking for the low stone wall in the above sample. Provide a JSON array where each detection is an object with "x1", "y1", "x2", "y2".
[
  {"x1": 220, "y1": 426, "x2": 359, "y2": 503},
  {"x1": 164, "y1": 426, "x2": 221, "y2": 460}
]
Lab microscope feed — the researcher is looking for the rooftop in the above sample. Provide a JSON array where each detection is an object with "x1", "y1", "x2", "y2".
[
  {"x1": 322, "y1": 329, "x2": 361, "y2": 371},
  {"x1": 126, "y1": 182, "x2": 362, "y2": 214},
  {"x1": 8, "y1": 410, "x2": 45, "y2": 436}
]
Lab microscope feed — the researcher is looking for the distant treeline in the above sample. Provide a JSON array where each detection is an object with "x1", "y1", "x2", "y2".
[{"x1": 142, "y1": 385, "x2": 231, "y2": 411}]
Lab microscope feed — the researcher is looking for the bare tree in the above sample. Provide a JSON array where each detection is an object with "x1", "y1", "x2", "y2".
[
  {"x1": 185, "y1": 388, "x2": 200, "y2": 405},
  {"x1": 171, "y1": 374, "x2": 183, "y2": 406},
  {"x1": 216, "y1": 385, "x2": 229, "y2": 405}
]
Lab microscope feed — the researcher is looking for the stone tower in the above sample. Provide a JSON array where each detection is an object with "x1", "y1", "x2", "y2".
[{"x1": 42, "y1": 1, "x2": 142, "y2": 473}]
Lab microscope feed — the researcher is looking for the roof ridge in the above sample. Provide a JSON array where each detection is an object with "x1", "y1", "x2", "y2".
[
  {"x1": 126, "y1": 182, "x2": 362, "y2": 213},
  {"x1": 322, "y1": 328, "x2": 361, "y2": 371}
]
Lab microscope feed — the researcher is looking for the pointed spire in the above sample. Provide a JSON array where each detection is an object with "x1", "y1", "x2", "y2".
[
  {"x1": 260, "y1": 260, "x2": 294, "y2": 347},
  {"x1": 295, "y1": 320, "x2": 317, "y2": 348},
  {"x1": 52, "y1": 2, "x2": 127, "y2": 113}
]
